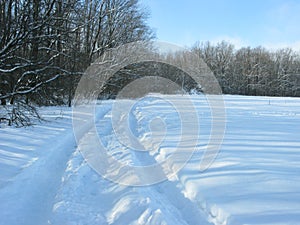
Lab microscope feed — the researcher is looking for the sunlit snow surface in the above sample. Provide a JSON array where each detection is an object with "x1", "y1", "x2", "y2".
[{"x1": 0, "y1": 95, "x2": 299, "y2": 225}]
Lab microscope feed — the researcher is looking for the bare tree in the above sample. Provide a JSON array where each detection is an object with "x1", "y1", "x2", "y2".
[{"x1": 0, "y1": 0, "x2": 154, "y2": 126}]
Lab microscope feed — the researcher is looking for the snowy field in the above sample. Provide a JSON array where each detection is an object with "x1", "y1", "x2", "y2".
[{"x1": 0, "y1": 94, "x2": 300, "y2": 225}]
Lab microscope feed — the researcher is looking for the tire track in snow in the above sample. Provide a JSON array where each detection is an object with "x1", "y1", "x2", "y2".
[
  {"x1": 49, "y1": 97, "x2": 224, "y2": 225},
  {"x1": 50, "y1": 104, "x2": 198, "y2": 225},
  {"x1": 50, "y1": 101, "x2": 213, "y2": 225},
  {"x1": 123, "y1": 101, "x2": 214, "y2": 225},
  {"x1": 130, "y1": 97, "x2": 228, "y2": 225}
]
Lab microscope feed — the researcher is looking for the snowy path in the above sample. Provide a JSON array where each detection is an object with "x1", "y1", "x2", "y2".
[
  {"x1": 0, "y1": 131, "x2": 75, "y2": 225},
  {"x1": 50, "y1": 97, "x2": 215, "y2": 225},
  {"x1": 0, "y1": 111, "x2": 77, "y2": 225}
]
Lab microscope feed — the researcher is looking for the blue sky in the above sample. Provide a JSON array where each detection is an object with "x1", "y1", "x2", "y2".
[{"x1": 140, "y1": 0, "x2": 300, "y2": 50}]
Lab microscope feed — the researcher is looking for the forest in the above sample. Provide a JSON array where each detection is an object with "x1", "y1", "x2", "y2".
[
  {"x1": 0, "y1": 0, "x2": 300, "y2": 126},
  {"x1": 192, "y1": 41, "x2": 300, "y2": 97}
]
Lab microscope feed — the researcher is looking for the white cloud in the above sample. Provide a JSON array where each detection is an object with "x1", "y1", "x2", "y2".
[
  {"x1": 199, "y1": 36, "x2": 300, "y2": 52},
  {"x1": 210, "y1": 36, "x2": 250, "y2": 49},
  {"x1": 264, "y1": 41, "x2": 300, "y2": 52}
]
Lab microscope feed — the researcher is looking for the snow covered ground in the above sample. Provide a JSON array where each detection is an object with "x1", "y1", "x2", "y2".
[{"x1": 0, "y1": 94, "x2": 300, "y2": 225}]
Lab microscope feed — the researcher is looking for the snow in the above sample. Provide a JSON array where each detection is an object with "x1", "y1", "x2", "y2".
[{"x1": 0, "y1": 94, "x2": 300, "y2": 225}]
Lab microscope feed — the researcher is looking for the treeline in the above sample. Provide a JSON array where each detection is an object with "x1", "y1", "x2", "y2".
[
  {"x1": 0, "y1": 0, "x2": 153, "y2": 125},
  {"x1": 192, "y1": 41, "x2": 300, "y2": 97},
  {"x1": 1, "y1": 0, "x2": 300, "y2": 126}
]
